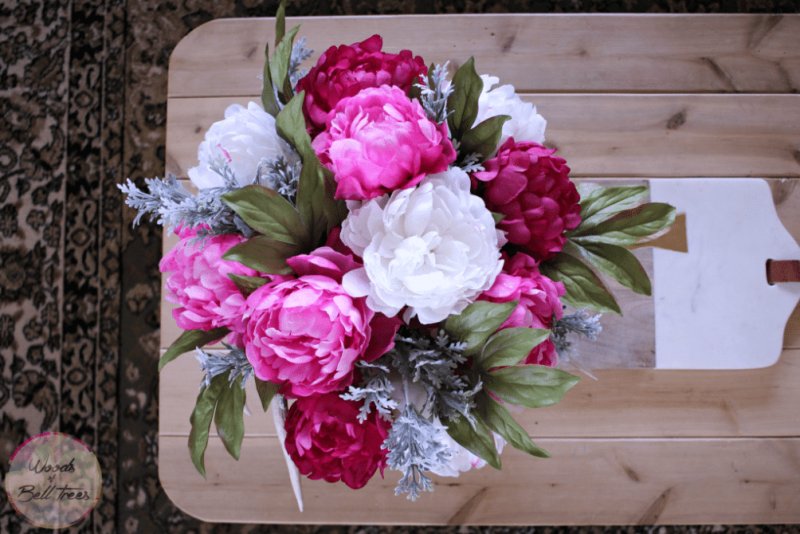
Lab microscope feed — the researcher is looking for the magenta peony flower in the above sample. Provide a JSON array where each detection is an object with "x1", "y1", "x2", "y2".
[
  {"x1": 474, "y1": 139, "x2": 581, "y2": 261},
  {"x1": 160, "y1": 227, "x2": 261, "y2": 333},
  {"x1": 296, "y1": 34, "x2": 427, "y2": 134},
  {"x1": 242, "y1": 247, "x2": 399, "y2": 398},
  {"x1": 284, "y1": 393, "x2": 389, "y2": 489},
  {"x1": 480, "y1": 253, "x2": 565, "y2": 366},
  {"x1": 312, "y1": 85, "x2": 456, "y2": 201}
]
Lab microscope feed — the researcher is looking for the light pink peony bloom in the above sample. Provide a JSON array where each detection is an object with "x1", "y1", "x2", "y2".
[
  {"x1": 160, "y1": 226, "x2": 260, "y2": 333},
  {"x1": 242, "y1": 247, "x2": 399, "y2": 398},
  {"x1": 474, "y1": 139, "x2": 581, "y2": 261},
  {"x1": 284, "y1": 393, "x2": 389, "y2": 489},
  {"x1": 296, "y1": 34, "x2": 427, "y2": 134},
  {"x1": 480, "y1": 253, "x2": 565, "y2": 366},
  {"x1": 312, "y1": 85, "x2": 456, "y2": 200}
]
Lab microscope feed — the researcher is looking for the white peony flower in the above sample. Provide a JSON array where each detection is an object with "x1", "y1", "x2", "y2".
[
  {"x1": 429, "y1": 429, "x2": 506, "y2": 477},
  {"x1": 475, "y1": 74, "x2": 546, "y2": 146},
  {"x1": 341, "y1": 167, "x2": 504, "y2": 325},
  {"x1": 187, "y1": 101, "x2": 297, "y2": 189}
]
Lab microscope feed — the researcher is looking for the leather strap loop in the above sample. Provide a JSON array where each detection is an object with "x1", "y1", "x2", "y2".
[{"x1": 766, "y1": 260, "x2": 800, "y2": 284}]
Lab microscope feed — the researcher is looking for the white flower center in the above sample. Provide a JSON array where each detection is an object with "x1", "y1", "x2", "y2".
[
  {"x1": 392, "y1": 236, "x2": 432, "y2": 277},
  {"x1": 341, "y1": 168, "x2": 504, "y2": 324}
]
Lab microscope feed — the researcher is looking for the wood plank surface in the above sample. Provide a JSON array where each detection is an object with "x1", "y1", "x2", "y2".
[
  {"x1": 165, "y1": 94, "x2": 800, "y2": 179},
  {"x1": 160, "y1": 347, "x2": 800, "y2": 439},
  {"x1": 168, "y1": 15, "x2": 800, "y2": 97},
  {"x1": 159, "y1": 436, "x2": 800, "y2": 525}
]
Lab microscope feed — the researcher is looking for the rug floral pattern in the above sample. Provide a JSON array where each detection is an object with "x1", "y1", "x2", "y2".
[{"x1": 1, "y1": 0, "x2": 798, "y2": 532}]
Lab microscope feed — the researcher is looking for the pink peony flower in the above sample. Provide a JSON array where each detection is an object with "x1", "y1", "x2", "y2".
[
  {"x1": 296, "y1": 34, "x2": 427, "y2": 134},
  {"x1": 242, "y1": 247, "x2": 399, "y2": 398},
  {"x1": 312, "y1": 85, "x2": 456, "y2": 200},
  {"x1": 480, "y1": 253, "x2": 565, "y2": 366},
  {"x1": 284, "y1": 393, "x2": 389, "y2": 489},
  {"x1": 474, "y1": 139, "x2": 581, "y2": 261},
  {"x1": 160, "y1": 226, "x2": 260, "y2": 333}
]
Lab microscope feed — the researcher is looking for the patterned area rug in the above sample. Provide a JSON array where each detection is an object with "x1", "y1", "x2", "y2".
[{"x1": 2, "y1": 1, "x2": 799, "y2": 532}]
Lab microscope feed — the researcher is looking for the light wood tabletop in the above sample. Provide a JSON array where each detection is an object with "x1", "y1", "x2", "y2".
[{"x1": 159, "y1": 14, "x2": 800, "y2": 525}]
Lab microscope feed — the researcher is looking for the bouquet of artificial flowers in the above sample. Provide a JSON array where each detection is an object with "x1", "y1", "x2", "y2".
[{"x1": 121, "y1": 4, "x2": 675, "y2": 502}]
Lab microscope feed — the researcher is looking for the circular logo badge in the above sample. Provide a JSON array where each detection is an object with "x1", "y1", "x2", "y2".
[{"x1": 4, "y1": 432, "x2": 101, "y2": 529}]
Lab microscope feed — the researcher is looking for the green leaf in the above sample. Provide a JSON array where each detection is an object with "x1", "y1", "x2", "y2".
[
  {"x1": 446, "y1": 415, "x2": 501, "y2": 469},
  {"x1": 188, "y1": 372, "x2": 229, "y2": 477},
  {"x1": 274, "y1": 0, "x2": 286, "y2": 46},
  {"x1": 573, "y1": 185, "x2": 648, "y2": 233},
  {"x1": 228, "y1": 274, "x2": 268, "y2": 296},
  {"x1": 261, "y1": 44, "x2": 280, "y2": 117},
  {"x1": 276, "y1": 91, "x2": 314, "y2": 157},
  {"x1": 296, "y1": 156, "x2": 342, "y2": 245},
  {"x1": 491, "y1": 211, "x2": 504, "y2": 224},
  {"x1": 269, "y1": 26, "x2": 300, "y2": 103},
  {"x1": 476, "y1": 327, "x2": 551, "y2": 370},
  {"x1": 222, "y1": 185, "x2": 308, "y2": 246},
  {"x1": 159, "y1": 327, "x2": 229, "y2": 371},
  {"x1": 223, "y1": 235, "x2": 299, "y2": 274},
  {"x1": 460, "y1": 115, "x2": 510, "y2": 158},
  {"x1": 447, "y1": 57, "x2": 483, "y2": 140},
  {"x1": 573, "y1": 203, "x2": 676, "y2": 246},
  {"x1": 214, "y1": 380, "x2": 246, "y2": 460},
  {"x1": 477, "y1": 394, "x2": 549, "y2": 458},
  {"x1": 567, "y1": 240, "x2": 651, "y2": 296},
  {"x1": 539, "y1": 252, "x2": 621, "y2": 314},
  {"x1": 444, "y1": 300, "x2": 517, "y2": 355},
  {"x1": 255, "y1": 378, "x2": 280, "y2": 412},
  {"x1": 485, "y1": 365, "x2": 580, "y2": 409},
  {"x1": 276, "y1": 93, "x2": 346, "y2": 245}
]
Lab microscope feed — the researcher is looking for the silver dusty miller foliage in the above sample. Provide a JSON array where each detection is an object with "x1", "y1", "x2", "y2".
[
  {"x1": 289, "y1": 37, "x2": 313, "y2": 87},
  {"x1": 119, "y1": 159, "x2": 246, "y2": 234},
  {"x1": 551, "y1": 310, "x2": 603, "y2": 354},
  {"x1": 383, "y1": 402, "x2": 452, "y2": 501},
  {"x1": 119, "y1": 154, "x2": 301, "y2": 235},
  {"x1": 551, "y1": 310, "x2": 603, "y2": 378},
  {"x1": 256, "y1": 155, "x2": 301, "y2": 203},
  {"x1": 458, "y1": 151, "x2": 485, "y2": 173},
  {"x1": 340, "y1": 360, "x2": 398, "y2": 422},
  {"x1": 195, "y1": 343, "x2": 253, "y2": 389},
  {"x1": 416, "y1": 62, "x2": 453, "y2": 124},
  {"x1": 450, "y1": 140, "x2": 485, "y2": 173},
  {"x1": 118, "y1": 173, "x2": 241, "y2": 234},
  {"x1": 342, "y1": 329, "x2": 480, "y2": 426},
  {"x1": 391, "y1": 329, "x2": 480, "y2": 423},
  {"x1": 358, "y1": 328, "x2": 481, "y2": 501}
]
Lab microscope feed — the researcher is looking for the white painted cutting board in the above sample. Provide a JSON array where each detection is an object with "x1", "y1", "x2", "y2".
[{"x1": 648, "y1": 178, "x2": 800, "y2": 369}]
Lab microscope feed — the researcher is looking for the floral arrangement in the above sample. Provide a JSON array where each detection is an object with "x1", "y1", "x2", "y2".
[{"x1": 121, "y1": 4, "x2": 675, "y2": 502}]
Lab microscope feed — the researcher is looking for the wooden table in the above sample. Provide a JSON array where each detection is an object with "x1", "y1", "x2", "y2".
[{"x1": 159, "y1": 14, "x2": 800, "y2": 525}]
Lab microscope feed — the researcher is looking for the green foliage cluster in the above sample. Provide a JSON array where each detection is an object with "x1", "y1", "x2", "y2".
[
  {"x1": 442, "y1": 301, "x2": 580, "y2": 468},
  {"x1": 541, "y1": 185, "x2": 676, "y2": 314},
  {"x1": 446, "y1": 58, "x2": 509, "y2": 163}
]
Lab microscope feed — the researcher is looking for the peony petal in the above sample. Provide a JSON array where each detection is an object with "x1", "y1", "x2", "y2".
[
  {"x1": 362, "y1": 313, "x2": 401, "y2": 362},
  {"x1": 341, "y1": 268, "x2": 371, "y2": 298}
]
